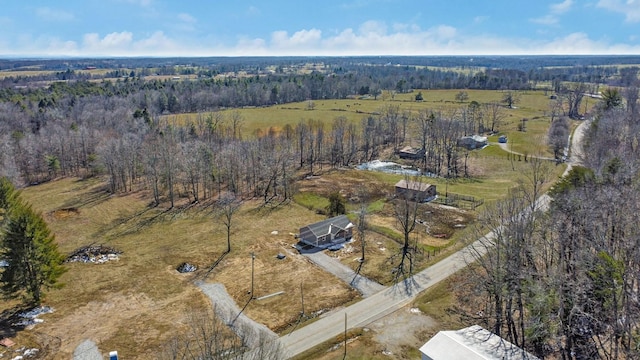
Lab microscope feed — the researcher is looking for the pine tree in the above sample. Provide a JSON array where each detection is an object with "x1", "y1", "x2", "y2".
[
  {"x1": 326, "y1": 191, "x2": 346, "y2": 217},
  {"x1": 0, "y1": 178, "x2": 66, "y2": 305},
  {"x1": 0, "y1": 177, "x2": 17, "y2": 227}
]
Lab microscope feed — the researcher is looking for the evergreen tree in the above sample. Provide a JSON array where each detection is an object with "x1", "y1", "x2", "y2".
[
  {"x1": 0, "y1": 178, "x2": 66, "y2": 305},
  {"x1": 0, "y1": 177, "x2": 17, "y2": 227},
  {"x1": 326, "y1": 191, "x2": 346, "y2": 217}
]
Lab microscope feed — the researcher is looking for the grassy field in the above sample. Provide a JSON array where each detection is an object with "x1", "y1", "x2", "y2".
[
  {"x1": 7, "y1": 178, "x2": 360, "y2": 359},
  {"x1": 0, "y1": 88, "x2": 578, "y2": 359},
  {"x1": 163, "y1": 89, "x2": 558, "y2": 157}
]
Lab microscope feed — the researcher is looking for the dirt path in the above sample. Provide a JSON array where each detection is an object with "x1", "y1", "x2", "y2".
[
  {"x1": 302, "y1": 251, "x2": 385, "y2": 297},
  {"x1": 495, "y1": 142, "x2": 556, "y2": 161}
]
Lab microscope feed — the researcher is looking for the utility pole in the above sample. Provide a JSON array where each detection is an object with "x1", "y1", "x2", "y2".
[
  {"x1": 300, "y1": 281, "x2": 305, "y2": 317},
  {"x1": 250, "y1": 252, "x2": 255, "y2": 299}
]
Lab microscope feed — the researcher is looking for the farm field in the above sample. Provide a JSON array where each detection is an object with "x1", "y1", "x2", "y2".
[{"x1": 163, "y1": 89, "x2": 576, "y2": 159}]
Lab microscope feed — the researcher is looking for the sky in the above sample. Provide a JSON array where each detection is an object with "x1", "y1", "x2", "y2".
[{"x1": 1, "y1": 0, "x2": 640, "y2": 57}]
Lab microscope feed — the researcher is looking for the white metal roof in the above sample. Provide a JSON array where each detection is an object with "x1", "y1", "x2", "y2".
[{"x1": 419, "y1": 325, "x2": 539, "y2": 360}]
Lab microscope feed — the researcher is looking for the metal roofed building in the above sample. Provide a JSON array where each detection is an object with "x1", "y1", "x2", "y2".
[{"x1": 419, "y1": 325, "x2": 540, "y2": 360}]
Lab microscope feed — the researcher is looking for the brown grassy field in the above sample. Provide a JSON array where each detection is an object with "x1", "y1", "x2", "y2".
[
  {"x1": 0, "y1": 88, "x2": 575, "y2": 359},
  {"x1": 163, "y1": 89, "x2": 559, "y2": 157},
  {"x1": 3, "y1": 178, "x2": 359, "y2": 359}
]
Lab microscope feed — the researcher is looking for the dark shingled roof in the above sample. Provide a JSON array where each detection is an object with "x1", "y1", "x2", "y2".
[{"x1": 300, "y1": 215, "x2": 353, "y2": 239}]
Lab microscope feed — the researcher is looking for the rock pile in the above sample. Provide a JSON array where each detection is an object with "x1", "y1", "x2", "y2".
[
  {"x1": 176, "y1": 262, "x2": 197, "y2": 273},
  {"x1": 67, "y1": 245, "x2": 121, "y2": 264}
]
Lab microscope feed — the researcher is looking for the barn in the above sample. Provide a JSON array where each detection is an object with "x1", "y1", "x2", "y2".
[
  {"x1": 298, "y1": 215, "x2": 354, "y2": 249},
  {"x1": 395, "y1": 179, "x2": 436, "y2": 202}
]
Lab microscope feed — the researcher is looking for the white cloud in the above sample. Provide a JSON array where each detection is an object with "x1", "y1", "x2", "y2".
[
  {"x1": 530, "y1": 0, "x2": 574, "y2": 26},
  {"x1": 551, "y1": 0, "x2": 574, "y2": 14},
  {"x1": 597, "y1": 0, "x2": 640, "y2": 22},
  {"x1": 433, "y1": 25, "x2": 457, "y2": 39},
  {"x1": 5, "y1": 20, "x2": 640, "y2": 57},
  {"x1": 359, "y1": 21, "x2": 387, "y2": 36},
  {"x1": 35, "y1": 7, "x2": 74, "y2": 22},
  {"x1": 83, "y1": 32, "x2": 133, "y2": 51},
  {"x1": 271, "y1": 29, "x2": 322, "y2": 49}
]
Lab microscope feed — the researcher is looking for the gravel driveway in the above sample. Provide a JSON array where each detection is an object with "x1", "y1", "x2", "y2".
[
  {"x1": 73, "y1": 340, "x2": 103, "y2": 360},
  {"x1": 302, "y1": 250, "x2": 385, "y2": 297},
  {"x1": 196, "y1": 282, "x2": 278, "y2": 349}
]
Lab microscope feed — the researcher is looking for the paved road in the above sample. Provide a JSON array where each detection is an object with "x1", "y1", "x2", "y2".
[
  {"x1": 281, "y1": 120, "x2": 591, "y2": 358},
  {"x1": 281, "y1": 239, "x2": 488, "y2": 357},
  {"x1": 303, "y1": 251, "x2": 386, "y2": 297}
]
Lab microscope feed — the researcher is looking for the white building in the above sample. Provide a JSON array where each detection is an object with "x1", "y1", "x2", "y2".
[{"x1": 419, "y1": 325, "x2": 539, "y2": 360}]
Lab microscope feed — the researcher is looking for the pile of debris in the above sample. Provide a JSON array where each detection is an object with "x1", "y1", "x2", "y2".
[
  {"x1": 176, "y1": 262, "x2": 197, "y2": 273},
  {"x1": 67, "y1": 245, "x2": 121, "y2": 264},
  {"x1": 0, "y1": 344, "x2": 40, "y2": 360},
  {"x1": 13, "y1": 306, "x2": 53, "y2": 328}
]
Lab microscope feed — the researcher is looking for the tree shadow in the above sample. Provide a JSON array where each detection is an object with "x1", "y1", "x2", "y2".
[
  {"x1": 350, "y1": 260, "x2": 365, "y2": 285},
  {"x1": 0, "y1": 305, "x2": 26, "y2": 339},
  {"x1": 230, "y1": 296, "x2": 252, "y2": 326},
  {"x1": 194, "y1": 250, "x2": 230, "y2": 281}
]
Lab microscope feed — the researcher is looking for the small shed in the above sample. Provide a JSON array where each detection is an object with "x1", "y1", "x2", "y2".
[
  {"x1": 398, "y1": 146, "x2": 426, "y2": 160},
  {"x1": 395, "y1": 179, "x2": 436, "y2": 202},
  {"x1": 458, "y1": 135, "x2": 488, "y2": 150},
  {"x1": 298, "y1": 215, "x2": 354, "y2": 249},
  {"x1": 419, "y1": 325, "x2": 539, "y2": 360}
]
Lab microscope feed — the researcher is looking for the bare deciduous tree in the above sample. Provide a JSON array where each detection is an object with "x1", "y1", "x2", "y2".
[
  {"x1": 217, "y1": 192, "x2": 241, "y2": 253},
  {"x1": 158, "y1": 310, "x2": 284, "y2": 360}
]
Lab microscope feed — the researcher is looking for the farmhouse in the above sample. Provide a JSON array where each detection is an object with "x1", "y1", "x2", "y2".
[
  {"x1": 419, "y1": 325, "x2": 539, "y2": 360},
  {"x1": 458, "y1": 135, "x2": 488, "y2": 150},
  {"x1": 395, "y1": 179, "x2": 436, "y2": 202},
  {"x1": 298, "y1": 215, "x2": 354, "y2": 249},
  {"x1": 398, "y1": 146, "x2": 426, "y2": 160}
]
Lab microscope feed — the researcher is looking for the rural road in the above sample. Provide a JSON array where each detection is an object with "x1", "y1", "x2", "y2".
[
  {"x1": 281, "y1": 240, "x2": 486, "y2": 357},
  {"x1": 281, "y1": 119, "x2": 591, "y2": 358}
]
